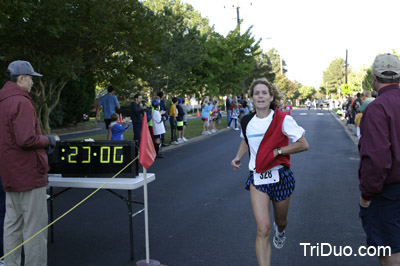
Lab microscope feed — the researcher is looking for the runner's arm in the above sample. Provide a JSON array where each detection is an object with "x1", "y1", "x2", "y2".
[
  {"x1": 273, "y1": 136, "x2": 309, "y2": 158},
  {"x1": 231, "y1": 139, "x2": 249, "y2": 170}
]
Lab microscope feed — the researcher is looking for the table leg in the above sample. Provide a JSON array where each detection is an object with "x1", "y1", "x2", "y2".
[
  {"x1": 128, "y1": 190, "x2": 134, "y2": 261},
  {"x1": 50, "y1": 187, "x2": 54, "y2": 243}
]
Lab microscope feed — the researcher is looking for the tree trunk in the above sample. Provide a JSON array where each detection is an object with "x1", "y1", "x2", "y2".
[{"x1": 33, "y1": 80, "x2": 68, "y2": 134}]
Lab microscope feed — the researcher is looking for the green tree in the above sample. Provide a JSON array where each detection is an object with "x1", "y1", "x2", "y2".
[
  {"x1": 267, "y1": 48, "x2": 287, "y2": 74},
  {"x1": 245, "y1": 51, "x2": 275, "y2": 88},
  {"x1": 275, "y1": 73, "x2": 299, "y2": 102},
  {"x1": 0, "y1": 0, "x2": 160, "y2": 133},
  {"x1": 50, "y1": 73, "x2": 96, "y2": 127},
  {"x1": 322, "y1": 58, "x2": 348, "y2": 94},
  {"x1": 298, "y1": 86, "x2": 316, "y2": 102},
  {"x1": 142, "y1": 0, "x2": 209, "y2": 96},
  {"x1": 192, "y1": 26, "x2": 260, "y2": 97},
  {"x1": 362, "y1": 68, "x2": 374, "y2": 92}
]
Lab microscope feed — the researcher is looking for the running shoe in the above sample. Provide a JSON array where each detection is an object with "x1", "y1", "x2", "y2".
[
  {"x1": 234, "y1": 128, "x2": 239, "y2": 131},
  {"x1": 183, "y1": 137, "x2": 188, "y2": 142},
  {"x1": 273, "y1": 222, "x2": 286, "y2": 249}
]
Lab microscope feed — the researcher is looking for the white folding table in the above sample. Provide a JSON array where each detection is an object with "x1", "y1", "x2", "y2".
[{"x1": 47, "y1": 173, "x2": 155, "y2": 261}]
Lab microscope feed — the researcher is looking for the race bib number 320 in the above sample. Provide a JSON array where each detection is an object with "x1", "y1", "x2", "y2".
[{"x1": 254, "y1": 169, "x2": 279, "y2": 185}]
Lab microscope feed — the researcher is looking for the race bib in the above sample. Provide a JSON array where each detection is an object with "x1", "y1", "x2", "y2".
[{"x1": 254, "y1": 169, "x2": 279, "y2": 185}]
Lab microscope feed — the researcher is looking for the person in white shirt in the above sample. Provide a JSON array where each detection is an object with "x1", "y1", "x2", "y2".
[
  {"x1": 151, "y1": 99, "x2": 166, "y2": 158},
  {"x1": 231, "y1": 78, "x2": 309, "y2": 266}
]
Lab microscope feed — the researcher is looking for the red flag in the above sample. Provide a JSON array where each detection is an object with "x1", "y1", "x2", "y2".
[{"x1": 139, "y1": 113, "x2": 156, "y2": 169}]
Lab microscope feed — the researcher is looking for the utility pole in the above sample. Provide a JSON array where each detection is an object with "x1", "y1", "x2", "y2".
[
  {"x1": 345, "y1": 49, "x2": 348, "y2": 84},
  {"x1": 236, "y1": 4, "x2": 240, "y2": 27}
]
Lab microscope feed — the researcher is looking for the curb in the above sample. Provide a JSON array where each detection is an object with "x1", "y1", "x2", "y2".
[{"x1": 329, "y1": 111, "x2": 358, "y2": 146}]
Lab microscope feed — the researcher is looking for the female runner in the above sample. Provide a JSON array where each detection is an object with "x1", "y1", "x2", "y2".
[{"x1": 231, "y1": 78, "x2": 309, "y2": 266}]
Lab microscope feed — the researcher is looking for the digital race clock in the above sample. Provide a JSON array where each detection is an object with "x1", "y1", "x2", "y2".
[{"x1": 48, "y1": 141, "x2": 139, "y2": 177}]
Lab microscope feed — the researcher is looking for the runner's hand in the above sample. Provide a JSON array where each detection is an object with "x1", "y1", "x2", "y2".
[{"x1": 231, "y1": 158, "x2": 241, "y2": 170}]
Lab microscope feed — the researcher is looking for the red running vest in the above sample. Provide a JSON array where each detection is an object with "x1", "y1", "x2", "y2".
[{"x1": 241, "y1": 106, "x2": 290, "y2": 173}]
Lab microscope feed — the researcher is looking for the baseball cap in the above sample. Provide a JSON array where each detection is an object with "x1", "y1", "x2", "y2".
[
  {"x1": 7, "y1": 60, "x2": 42, "y2": 77},
  {"x1": 152, "y1": 99, "x2": 160, "y2": 107},
  {"x1": 372, "y1": 53, "x2": 400, "y2": 79},
  {"x1": 178, "y1": 98, "x2": 182, "y2": 104}
]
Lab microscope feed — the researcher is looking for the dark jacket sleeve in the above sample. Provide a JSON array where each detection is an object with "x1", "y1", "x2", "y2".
[
  {"x1": 358, "y1": 103, "x2": 391, "y2": 199},
  {"x1": 13, "y1": 100, "x2": 49, "y2": 149}
]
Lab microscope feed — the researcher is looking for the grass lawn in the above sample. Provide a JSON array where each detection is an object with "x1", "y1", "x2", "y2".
[{"x1": 69, "y1": 118, "x2": 229, "y2": 142}]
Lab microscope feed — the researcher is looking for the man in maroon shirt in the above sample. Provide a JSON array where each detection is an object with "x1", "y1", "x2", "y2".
[
  {"x1": 0, "y1": 61, "x2": 59, "y2": 265},
  {"x1": 359, "y1": 53, "x2": 400, "y2": 265}
]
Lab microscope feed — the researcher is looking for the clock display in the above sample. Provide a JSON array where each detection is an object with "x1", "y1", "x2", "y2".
[{"x1": 48, "y1": 141, "x2": 139, "y2": 177}]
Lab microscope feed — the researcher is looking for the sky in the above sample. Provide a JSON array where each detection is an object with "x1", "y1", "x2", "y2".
[{"x1": 182, "y1": 0, "x2": 400, "y2": 89}]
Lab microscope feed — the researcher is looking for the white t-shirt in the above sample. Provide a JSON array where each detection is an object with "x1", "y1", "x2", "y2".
[
  {"x1": 240, "y1": 110, "x2": 305, "y2": 171},
  {"x1": 152, "y1": 109, "x2": 166, "y2": 135}
]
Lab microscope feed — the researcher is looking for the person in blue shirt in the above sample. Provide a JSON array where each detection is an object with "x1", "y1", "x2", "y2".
[
  {"x1": 107, "y1": 113, "x2": 129, "y2": 141},
  {"x1": 96, "y1": 85, "x2": 120, "y2": 129}
]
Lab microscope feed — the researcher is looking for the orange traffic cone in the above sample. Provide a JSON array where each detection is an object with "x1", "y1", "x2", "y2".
[
  {"x1": 197, "y1": 109, "x2": 200, "y2": 118},
  {"x1": 119, "y1": 113, "x2": 123, "y2": 123}
]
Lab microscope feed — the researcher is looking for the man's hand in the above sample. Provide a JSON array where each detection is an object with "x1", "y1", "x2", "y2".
[{"x1": 360, "y1": 197, "x2": 371, "y2": 208}]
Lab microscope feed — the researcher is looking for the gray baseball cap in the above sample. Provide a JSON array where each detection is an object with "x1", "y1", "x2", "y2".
[
  {"x1": 7, "y1": 60, "x2": 42, "y2": 77},
  {"x1": 372, "y1": 53, "x2": 400, "y2": 79}
]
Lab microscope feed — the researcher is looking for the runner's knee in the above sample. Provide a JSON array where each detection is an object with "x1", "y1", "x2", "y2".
[{"x1": 257, "y1": 223, "x2": 271, "y2": 238}]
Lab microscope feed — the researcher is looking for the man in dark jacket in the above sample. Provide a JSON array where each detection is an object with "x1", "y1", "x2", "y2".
[
  {"x1": 359, "y1": 53, "x2": 400, "y2": 265},
  {"x1": 0, "y1": 61, "x2": 58, "y2": 265},
  {"x1": 130, "y1": 93, "x2": 146, "y2": 144},
  {"x1": 157, "y1": 91, "x2": 168, "y2": 147}
]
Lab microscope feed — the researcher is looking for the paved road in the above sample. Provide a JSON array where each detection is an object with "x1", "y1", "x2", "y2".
[{"x1": 48, "y1": 108, "x2": 377, "y2": 266}]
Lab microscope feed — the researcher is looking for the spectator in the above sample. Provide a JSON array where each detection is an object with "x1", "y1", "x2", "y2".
[
  {"x1": 248, "y1": 97, "x2": 254, "y2": 112},
  {"x1": 226, "y1": 94, "x2": 232, "y2": 128},
  {"x1": 107, "y1": 113, "x2": 129, "y2": 141},
  {"x1": 176, "y1": 98, "x2": 185, "y2": 143},
  {"x1": 242, "y1": 96, "x2": 249, "y2": 115},
  {"x1": 201, "y1": 96, "x2": 213, "y2": 135},
  {"x1": 354, "y1": 108, "x2": 362, "y2": 140},
  {"x1": 358, "y1": 53, "x2": 400, "y2": 265},
  {"x1": 0, "y1": 60, "x2": 59, "y2": 266},
  {"x1": 151, "y1": 99, "x2": 166, "y2": 158},
  {"x1": 96, "y1": 85, "x2": 120, "y2": 129},
  {"x1": 359, "y1": 91, "x2": 374, "y2": 113},
  {"x1": 130, "y1": 93, "x2": 146, "y2": 144},
  {"x1": 169, "y1": 97, "x2": 179, "y2": 144},
  {"x1": 181, "y1": 98, "x2": 191, "y2": 142},
  {"x1": 210, "y1": 101, "x2": 221, "y2": 133},
  {"x1": 228, "y1": 101, "x2": 240, "y2": 130},
  {"x1": 157, "y1": 91, "x2": 169, "y2": 147}
]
